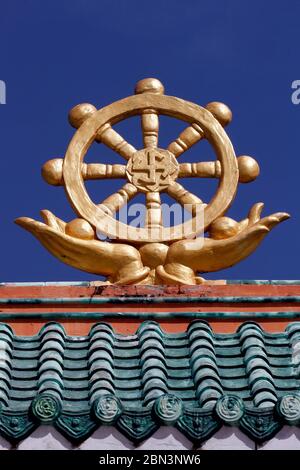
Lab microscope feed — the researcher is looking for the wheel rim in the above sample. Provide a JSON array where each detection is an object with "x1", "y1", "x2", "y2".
[{"x1": 63, "y1": 93, "x2": 238, "y2": 243}]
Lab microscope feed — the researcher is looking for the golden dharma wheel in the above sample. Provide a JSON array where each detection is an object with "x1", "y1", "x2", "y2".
[
  {"x1": 18, "y1": 77, "x2": 290, "y2": 285},
  {"x1": 44, "y1": 78, "x2": 259, "y2": 243}
]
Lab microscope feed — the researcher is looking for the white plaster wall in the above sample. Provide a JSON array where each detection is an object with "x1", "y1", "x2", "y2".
[
  {"x1": 79, "y1": 427, "x2": 193, "y2": 450},
  {"x1": 10, "y1": 426, "x2": 300, "y2": 450},
  {"x1": 258, "y1": 427, "x2": 300, "y2": 450},
  {"x1": 138, "y1": 428, "x2": 193, "y2": 450},
  {"x1": 201, "y1": 427, "x2": 255, "y2": 450},
  {"x1": 18, "y1": 427, "x2": 73, "y2": 450},
  {"x1": 0, "y1": 436, "x2": 12, "y2": 450},
  {"x1": 79, "y1": 427, "x2": 134, "y2": 450}
]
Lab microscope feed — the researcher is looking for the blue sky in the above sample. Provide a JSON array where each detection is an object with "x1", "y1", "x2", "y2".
[{"x1": 0, "y1": 0, "x2": 299, "y2": 282}]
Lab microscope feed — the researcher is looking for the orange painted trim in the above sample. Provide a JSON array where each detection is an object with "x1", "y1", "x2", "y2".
[
  {"x1": 1, "y1": 284, "x2": 300, "y2": 298},
  {"x1": 0, "y1": 303, "x2": 299, "y2": 314},
  {"x1": 1, "y1": 283, "x2": 299, "y2": 336},
  {"x1": 2, "y1": 318, "x2": 297, "y2": 336}
]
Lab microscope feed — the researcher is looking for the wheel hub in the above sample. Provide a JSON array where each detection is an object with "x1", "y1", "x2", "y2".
[{"x1": 126, "y1": 148, "x2": 179, "y2": 192}]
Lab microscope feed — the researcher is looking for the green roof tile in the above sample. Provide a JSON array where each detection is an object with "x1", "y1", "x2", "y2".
[{"x1": 0, "y1": 320, "x2": 300, "y2": 444}]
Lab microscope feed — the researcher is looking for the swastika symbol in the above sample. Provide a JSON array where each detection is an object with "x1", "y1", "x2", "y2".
[{"x1": 126, "y1": 148, "x2": 179, "y2": 192}]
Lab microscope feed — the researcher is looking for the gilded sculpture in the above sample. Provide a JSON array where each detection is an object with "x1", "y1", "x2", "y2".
[{"x1": 16, "y1": 78, "x2": 289, "y2": 284}]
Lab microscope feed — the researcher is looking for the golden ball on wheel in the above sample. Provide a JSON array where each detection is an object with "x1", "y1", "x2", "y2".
[
  {"x1": 68, "y1": 103, "x2": 97, "y2": 129},
  {"x1": 135, "y1": 78, "x2": 165, "y2": 95},
  {"x1": 209, "y1": 217, "x2": 239, "y2": 240},
  {"x1": 41, "y1": 158, "x2": 63, "y2": 186},
  {"x1": 65, "y1": 219, "x2": 95, "y2": 240},
  {"x1": 237, "y1": 156, "x2": 260, "y2": 183},
  {"x1": 206, "y1": 102, "x2": 232, "y2": 127}
]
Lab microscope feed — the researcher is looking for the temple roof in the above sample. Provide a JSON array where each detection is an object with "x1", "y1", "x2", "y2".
[{"x1": 1, "y1": 320, "x2": 300, "y2": 444}]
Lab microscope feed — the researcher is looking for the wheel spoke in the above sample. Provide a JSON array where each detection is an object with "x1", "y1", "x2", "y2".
[
  {"x1": 167, "y1": 181, "x2": 205, "y2": 216},
  {"x1": 96, "y1": 124, "x2": 136, "y2": 160},
  {"x1": 178, "y1": 161, "x2": 221, "y2": 178},
  {"x1": 168, "y1": 123, "x2": 204, "y2": 158},
  {"x1": 81, "y1": 163, "x2": 126, "y2": 180},
  {"x1": 141, "y1": 109, "x2": 159, "y2": 148},
  {"x1": 41, "y1": 158, "x2": 127, "y2": 186},
  {"x1": 98, "y1": 183, "x2": 138, "y2": 215},
  {"x1": 145, "y1": 192, "x2": 163, "y2": 230},
  {"x1": 135, "y1": 77, "x2": 164, "y2": 148}
]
